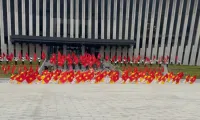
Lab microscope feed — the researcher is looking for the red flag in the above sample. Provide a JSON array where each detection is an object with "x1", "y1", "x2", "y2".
[
  {"x1": 35, "y1": 65, "x2": 39, "y2": 73},
  {"x1": 41, "y1": 51, "x2": 46, "y2": 60},
  {"x1": 137, "y1": 55, "x2": 141, "y2": 62},
  {"x1": 73, "y1": 54, "x2": 79, "y2": 65},
  {"x1": 97, "y1": 53, "x2": 101, "y2": 59},
  {"x1": 6, "y1": 54, "x2": 10, "y2": 61},
  {"x1": 50, "y1": 53, "x2": 56, "y2": 65},
  {"x1": 118, "y1": 56, "x2": 122, "y2": 62},
  {"x1": 33, "y1": 53, "x2": 37, "y2": 62},
  {"x1": 6, "y1": 53, "x2": 14, "y2": 61},
  {"x1": 2, "y1": 53, "x2": 5, "y2": 59},
  {"x1": 18, "y1": 52, "x2": 22, "y2": 61},
  {"x1": 127, "y1": 56, "x2": 130, "y2": 62},
  {"x1": 132, "y1": 56, "x2": 135, "y2": 62},
  {"x1": 105, "y1": 55, "x2": 109, "y2": 61},
  {"x1": 11, "y1": 65, "x2": 16, "y2": 74},
  {"x1": 6, "y1": 65, "x2": 10, "y2": 74},
  {"x1": 29, "y1": 66, "x2": 34, "y2": 72},
  {"x1": 9, "y1": 53, "x2": 14, "y2": 61},
  {"x1": 24, "y1": 66, "x2": 28, "y2": 72},
  {"x1": 18, "y1": 66, "x2": 22, "y2": 74},
  {"x1": 153, "y1": 55, "x2": 156, "y2": 60},
  {"x1": 1, "y1": 65, "x2": 5, "y2": 73},
  {"x1": 111, "y1": 55, "x2": 116, "y2": 62},
  {"x1": 25, "y1": 53, "x2": 30, "y2": 61},
  {"x1": 145, "y1": 57, "x2": 150, "y2": 63}
]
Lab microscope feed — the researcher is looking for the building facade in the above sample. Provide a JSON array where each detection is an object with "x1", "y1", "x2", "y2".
[{"x1": 0, "y1": 0, "x2": 200, "y2": 65}]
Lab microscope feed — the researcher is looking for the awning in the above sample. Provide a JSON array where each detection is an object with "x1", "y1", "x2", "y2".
[{"x1": 10, "y1": 35, "x2": 135, "y2": 46}]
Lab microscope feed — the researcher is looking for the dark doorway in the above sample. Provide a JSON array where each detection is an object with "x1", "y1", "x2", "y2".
[{"x1": 85, "y1": 45, "x2": 101, "y2": 57}]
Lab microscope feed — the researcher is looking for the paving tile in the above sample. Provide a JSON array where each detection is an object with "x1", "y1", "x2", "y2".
[{"x1": 0, "y1": 84, "x2": 200, "y2": 120}]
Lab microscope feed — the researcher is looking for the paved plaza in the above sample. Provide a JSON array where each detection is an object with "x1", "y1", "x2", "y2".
[{"x1": 0, "y1": 83, "x2": 200, "y2": 120}]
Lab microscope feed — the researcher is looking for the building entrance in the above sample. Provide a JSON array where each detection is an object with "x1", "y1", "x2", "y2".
[
  {"x1": 47, "y1": 45, "x2": 100, "y2": 59},
  {"x1": 85, "y1": 45, "x2": 100, "y2": 57}
]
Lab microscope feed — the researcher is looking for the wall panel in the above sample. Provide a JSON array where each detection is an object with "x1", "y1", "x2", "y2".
[
  {"x1": 183, "y1": 0, "x2": 198, "y2": 65},
  {"x1": 170, "y1": 0, "x2": 184, "y2": 63},
  {"x1": 177, "y1": 0, "x2": 191, "y2": 64}
]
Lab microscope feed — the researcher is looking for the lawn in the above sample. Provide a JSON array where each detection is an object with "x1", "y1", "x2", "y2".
[
  {"x1": 0, "y1": 61, "x2": 43, "y2": 78},
  {"x1": 113, "y1": 63, "x2": 200, "y2": 78},
  {"x1": 112, "y1": 63, "x2": 162, "y2": 72},
  {"x1": 168, "y1": 64, "x2": 200, "y2": 78}
]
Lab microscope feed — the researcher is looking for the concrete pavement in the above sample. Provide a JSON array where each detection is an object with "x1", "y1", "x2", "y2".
[{"x1": 0, "y1": 84, "x2": 200, "y2": 120}]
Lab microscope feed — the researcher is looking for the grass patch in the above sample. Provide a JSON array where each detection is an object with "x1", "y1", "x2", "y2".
[
  {"x1": 112, "y1": 63, "x2": 162, "y2": 72},
  {"x1": 113, "y1": 63, "x2": 200, "y2": 78},
  {"x1": 168, "y1": 64, "x2": 200, "y2": 78},
  {"x1": 0, "y1": 61, "x2": 43, "y2": 78}
]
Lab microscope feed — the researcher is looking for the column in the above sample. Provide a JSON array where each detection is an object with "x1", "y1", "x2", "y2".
[
  {"x1": 129, "y1": 0, "x2": 136, "y2": 59},
  {"x1": 82, "y1": 0, "x2": 85, "y2": 38},
  {"x1": 21, "y1": 0, "x2": 27, "y2": 56},
  {"x1": 130, "y1": 0, "x2": 136, "y2": 40},
  {"x1": 50, "y1": 0, "x2": 53, "y2": 37},
  {"x1": 197, "y1": 46, "x2": 200, "y2": 66},
  {"x1": 14, "y1": 0, "x2": 19, "y2": 35},
  {"x1": 111, "y1": 46, "x2": 116, "y2": 58},
  {"x1": 183, "y1": 0, "x2": 198, "y2": 65},
  {"x1": 190, "y1": 15, "x2": 200, "y2": 65},
  {"x1": 63, "y1": 45, "x2": 67, "y2": 55},
  {"x1": 146, "y1": 0, "x2": 156, "y2": 58},
  {"x1": 128, "y1": 45, "x2": 133, "y2": 61},
  {"x1": 141, "y1": 0, "x2": 150, "y2": 59},
  {"x1": 112, "y1": 0, "x2": 117, "y2": 39},
  {"x1": 165, "y1": 0, "x2": 177, "y2": 58},
  {"x1": 81, "y1": 45, "x2": 85, "y2": 55},
  {"x1": 42, "y1": 0, "x2": 47, "y2": 58},
  {"x1": 117, "y1": 46, "x2": 122, "y2": 58},
  {"x1": 101, "y1": 0, "x2": 105, "y2": 39},
  {"x1": 36, "y1": 0, "x2": 40, "y2": 36},
  {"x1": 14, "y1": 0, "x2": 21, "y2": 57},
  {"x1": 124, "y1": 0, "x2": 130, "y2": 40},
  {"x1": 70, "y1": 0, "x2": 74, "y2": 38},
  {"x1": 57, "y1": 0, "x2": 61, "y2": 37},
  {"x1": 0, "y1": 0, "x2": 6, "y2": 54},
  {"x1": 118, "y1": 0, "x2": 124, "y2": 39},
  {"x1": 122, "y1": 46, "x2": 127, "y2": 58},
  {"x1": 105, "y1": 46, "x2": 110, "y2": 58},
  {"x1": 29, "y1": 0, "x2": 34, "y2": 57},
  {"x1": 42, "y1": 44, "x2": 48, "y2": 58},
  {"x1": 88, "y1": 0, "x2": 92, "y2": 38},
  {"x1": 135, "y1": 0, "x2": 143, "y2": 57},
  {"x1": 63, "y1": 45, "x2": 67, "y2": 69},
  {"x1": 36, "y1": 0, "x2": 41, "y2": 57},
  {"x1": 7, "y1": 0, "x2": 14, "y2": 54},
  {"x1": 43, "y1": 0, "x2": 46, "y2": 36},
  {"x1": 107, "y1": 0, "x2": 111, "y2": 39},
  {"x1": 100, "y1": 46, "x2": 104, "y2": 59},
  {"x1": 177, "y1": 0, "x2": 191, "y2": 64},
  {"x1": 63, "y1": 0, "x2": 67, "y2": 37},
  {"x1": 94, "y1": 0, "x2": 98, "y2": 39},
  {"x1": 29, "y1": 0, "x2": 33, "y2": 36},
  {"x1": 152, "y1": 0, "x2": 163, "y2": 59},
  {"x1": 170, "y1": 0, "x2": 184, "y2": 63},
  {"x1": 158, "y1": 0, "x2": 170, "y2": 58},
  {"x1": 75, "y1": 0, "x2": 79, "y2": 38}
]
